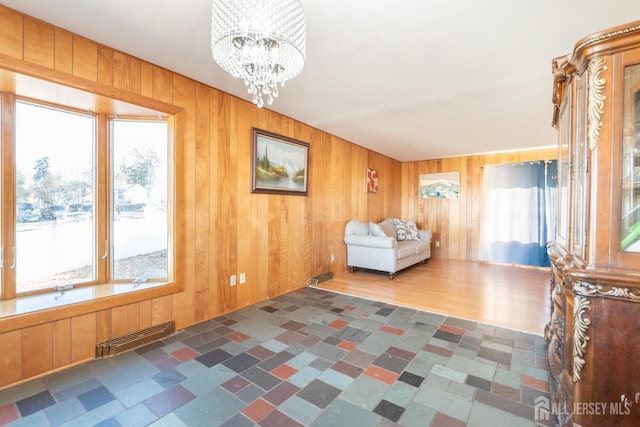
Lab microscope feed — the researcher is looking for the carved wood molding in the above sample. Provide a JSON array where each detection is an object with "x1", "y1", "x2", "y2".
[
  {"x1": 587, "y1": 58, "x2": 607, "y2": 151},
  {"x1": 572, "y1": 294, "x2": 591, "y2": 382},
  {"x1": 573, "y1": 24, "x2": 640, "y2": 61},
  {"x1": 573, "y1": 280, "x2": 640, "y2": 300}
]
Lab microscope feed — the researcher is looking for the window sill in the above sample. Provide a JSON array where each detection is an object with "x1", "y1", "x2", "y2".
[{"x1": 0, "y1": 281, "x2": 181, "y2": 333}]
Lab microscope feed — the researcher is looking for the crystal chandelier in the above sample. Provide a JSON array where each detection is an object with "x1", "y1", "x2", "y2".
[{"x1": 211, "y1": 0, "x2": 306, "y2": 108}]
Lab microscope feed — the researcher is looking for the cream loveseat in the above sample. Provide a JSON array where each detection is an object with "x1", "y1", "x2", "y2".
[{"x1": 344, "y1": 218, "x2": 432, "y2": 279}]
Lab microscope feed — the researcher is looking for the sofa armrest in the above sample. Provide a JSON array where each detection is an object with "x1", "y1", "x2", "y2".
[
  {"x1": 344, "y1": 235, "x2": 396, "y2": 249},
  {"x1": 419, "y1": 230, "x2": 432, "y2": 242}
]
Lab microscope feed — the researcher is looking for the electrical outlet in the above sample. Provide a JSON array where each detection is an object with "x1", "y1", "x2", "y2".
[
  {"x1": 230, "y1": 274, "x2": 236, "y2": 286},
  {"x1": 330, "y1": 254, "x2": 335, "y2": 262},
  {"x1": 435, "y1": 241, "x2": 440, "y2": 248},
  {"x1": 240, "y1": 273, "x2": 246, "y2": 284}
]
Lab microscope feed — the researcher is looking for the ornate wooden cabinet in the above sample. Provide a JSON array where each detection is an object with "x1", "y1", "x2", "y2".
[{"x1": 547, "y1": 20, "x2": 640, "y2": 426}]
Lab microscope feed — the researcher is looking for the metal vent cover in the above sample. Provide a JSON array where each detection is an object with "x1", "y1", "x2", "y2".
[{"x1": 95, "y1": 321, "x2": 175, "y2": 358}]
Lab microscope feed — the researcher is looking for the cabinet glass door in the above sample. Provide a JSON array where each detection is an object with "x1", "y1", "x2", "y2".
[{"x1": 621, "y1": 63, "x2": 640, "y2": 252}]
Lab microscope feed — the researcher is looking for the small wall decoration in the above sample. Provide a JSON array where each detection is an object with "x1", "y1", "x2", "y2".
[
  {"x1": 419, "y1": 172, "x2": 460, "y2": 199},
  {"x1": 366, "y1": 167, "x2": 379, "y2": 193},
  {"x1": 251, "y1": 128, "x2": 309, "y2": 195}
]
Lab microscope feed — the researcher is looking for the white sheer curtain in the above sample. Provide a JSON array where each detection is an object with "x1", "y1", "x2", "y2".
[{"x1": 479, "y1": 160, "x2": 557, "y2": 267}]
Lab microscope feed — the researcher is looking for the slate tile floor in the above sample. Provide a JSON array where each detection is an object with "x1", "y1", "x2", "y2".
[{"x1": 0, "y1": 288, "x2": 554, "y2": 426}]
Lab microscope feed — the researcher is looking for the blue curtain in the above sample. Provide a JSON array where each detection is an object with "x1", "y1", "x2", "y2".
[{"x1": 479, "y1": 160, "x2": 558, "y2": 267}]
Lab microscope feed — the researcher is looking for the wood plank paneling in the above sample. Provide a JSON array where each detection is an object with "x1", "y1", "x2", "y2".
[
  {"x1": 0, "y1": 7, "x2": 23, "y2": 59},
  {"x1": 23, "y1": 18, "x2": 54, "y2": 68},
  {"x1": 22, "y1": 323, "x2": 52, "y2": 378},
  {"x1": 53, "y1": 318, "x2": 71, "y2": 369},
  {"x1": 71, "y1": 313, "x2": 96, "y2": 363},
  {"x1": 72, "y1": 36, "x2": 97, "y2": 81},
  {"x1": 0, "y1": 330, "x2": 21, "y2": 387},
  {"x1": 401, "y1": 148, "x2": 558, "y2": 261},
  {"x1": 53, "y1": 28, "x2": 73, "y2": 74}
]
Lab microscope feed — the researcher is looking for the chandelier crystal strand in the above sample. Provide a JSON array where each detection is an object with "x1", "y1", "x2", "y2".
[{"x1": 211, "y1": 0, "x2": 306, "y2": 108}]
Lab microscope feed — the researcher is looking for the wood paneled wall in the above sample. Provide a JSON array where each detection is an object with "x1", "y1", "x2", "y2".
[
  {"x1": 0, "y1": 6, "x2": 401, "y2": 389},
  {"x1": 401, "y1": 148, "x2": 558, "y2": 261}
]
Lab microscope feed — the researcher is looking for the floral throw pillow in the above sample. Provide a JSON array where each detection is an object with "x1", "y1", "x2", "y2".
[{"x1": 393, "y1": 219, "x2": 420, "y2": 241}]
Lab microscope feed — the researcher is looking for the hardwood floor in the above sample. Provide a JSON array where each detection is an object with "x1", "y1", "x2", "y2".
[{"x1": 313, "y1": 259, "x2": 551, "y2": 335}]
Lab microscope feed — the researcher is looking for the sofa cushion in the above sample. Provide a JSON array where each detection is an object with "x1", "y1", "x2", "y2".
[
  {"x1": 394, "y1": 219, "x2": 420, "y2": 241},
  {"x1": 368, "y1": 221, "x2": 386, "y2": 237},
  {"x1": 396, "y1": 241, "x2": 417, "y2": 259},
  {"x1": 345, "y1": 219, "x2": 370, "y2": 236},
  {"x1": 378, "y1": 219, "x2": 397, "y2": 240},
  {"x1": 413, "y1": 240, "x2": 430, "y2": 254}
]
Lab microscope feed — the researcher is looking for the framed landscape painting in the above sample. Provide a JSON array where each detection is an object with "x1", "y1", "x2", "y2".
[
  {"x1": 419, "y1": 172, "x2": 460, "y2": 199},
  {"x1": 251, "y1": 128, "x2": 309, "y2": 195}
]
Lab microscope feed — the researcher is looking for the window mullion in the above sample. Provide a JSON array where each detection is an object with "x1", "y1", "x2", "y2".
[
  {"x1": 1, "y1": 93, "x2": 16, "y2": 300},
  {"x1": 96, "y1": 113, "x2": 109, "y2": 284}
]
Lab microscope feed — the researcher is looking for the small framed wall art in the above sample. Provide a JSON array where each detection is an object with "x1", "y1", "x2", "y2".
[{"x1": 366, "y1": 167, "x2": 379, "y2": 193}]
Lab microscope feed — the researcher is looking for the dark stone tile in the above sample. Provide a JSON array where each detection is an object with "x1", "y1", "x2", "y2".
[
  {"x1": 443, "y1": 316, "x2": 478, "y2": 331},
  {"x1": 182, "y1": 330, "x2": 222, "y2": 349},
  {"x1": 375, "y1": 307, "x2": 395, "y2": 317},
  {"x1": 221, "y1": 375, "x2": 250, "y2": 393},
  {"x1": 195, "y1": 348, "x2": 233, "y2": 368},
  {"x1": 465, "y1": 374, "x2": 492, "y2": 391},
  {"x1": 398, "y1": 371, "x2": 424, "y2": 388},
  {"x1": 330, "y1": 308, "x2": 344, "y2": 313},
  {"x1": 16, "y1": 390, "x2": 56, "y2": 417},
  {"x1": 143, "y1": 384, "x2": 196, "y2": 418},
  {"x1": 459, "y1": 335, "x2": 482, "y2": 352},
  {"x1": 478, "y1": 347, "x2": 511, "y2": 366},
  {"x1": 310, "y1": 358, "x2": 332, "y2": 372},
  {"x1": 280, "y1": 320, "x2": 306, "y2": 331},
  {"x1": 77, "y1": 385, "x2": 115, "y2": 411},
  {"x1": 386, "y1": 346, "x2": 416, "y2": 361},
  {"x1": 373, "y1": 354, "x2": 410, "y2": 374},
  {"x1": 331, "y1": 360, "x2": 364, "y2": 378},
  {"x1": 483, "y1": 334, "x2": 513, "y2": 347},
  {"x1": 323, "y1": 336, "x2": 341, "y2": 346},
  {"x1": 213, "y1": 325, "x2": 235, "y2": 336},
  {"x1": 433, "y1": 329, "x2": 462, "y2": 344},
  {"x1": 152, "y1": 368, "x2": 187, "y2": 389},
  {"x1": 241, "y1": 366, "x2": 281, "y2": 391},
  {"x1": 521, "y1": 385, "x2": 550, "y2": 407},
  {"x1": 221, "y1": 318, "x2": 238, "y2": 327},
  {"x1": 220, "y1": 413, "x2": 255, "y2": 427},
  {"x1": 259, "y1": 351, "x2": 296, "y2": 372},
  {"x1": 223, "y1": 352, "x2": 261, "y2": 373},
  {"x1": 373, "y1": 399, "x2": 405, "y2": 422},
  {"x1": 193, "y1": 336, "x2": 231, "y2": 354},
  {"x1": 475, "y1": 389, "x2": 533, "y2": 420},
  {"x1": 333, "y1": 326, "x2": 371, "y2": 344},
  {"x1": 274, "y1": 331, "x2": 306, "y2": 345},
  {"x1": 297, "y1": 379, "x2": 341, "y2": 409},
  {"x1": 248, "y1": 345, "x2": 277, "y2": 360},
  {"x1": 260, "y1": 410, "x2": 305, "y2": 427},
  {"x1": 342, "y1": 349, "x2": 377, "y2": 368},
  {"x1": 262, "y1": 381, "x2": 300, "y2": 406},
  {"x1": 299, "y1": 334, "x2": 323, "y2": 348},
  {"x1": 94, "y1": 418, "x2": 122, "y2": 427},
  {"x1": 260, "y1": 306, "x2": 279, "y2": 313}
]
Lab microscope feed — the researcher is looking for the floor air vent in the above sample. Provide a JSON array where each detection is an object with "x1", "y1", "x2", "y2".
[{"x1": 95, "y1": 321, "x2": 175, "y2": 358}]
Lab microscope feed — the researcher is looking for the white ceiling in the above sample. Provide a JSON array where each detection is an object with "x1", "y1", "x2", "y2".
[{"x1": 2, "y1": 0, "x2": 640, "y2": 161}]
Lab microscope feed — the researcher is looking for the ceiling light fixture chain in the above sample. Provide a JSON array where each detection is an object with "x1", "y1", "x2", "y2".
[{"x1": 211, "y1": 0, "x2": 306, "y2": 108}]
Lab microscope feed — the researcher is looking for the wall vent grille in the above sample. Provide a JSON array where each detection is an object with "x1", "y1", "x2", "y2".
[{"x1": 95, "y1": 321, "x2": 175, "y2": 358}]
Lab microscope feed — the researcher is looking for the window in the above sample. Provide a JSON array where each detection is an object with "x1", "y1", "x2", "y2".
[
  {"x1": 15, "y1": 101, "x2": 95, "y2": 293},
  {"x1": 111, "y1": 119, "x2": 168, "y2": 280},
  {"x1": 1, "y1": 88, "x2": 173, "y2": 302}
]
